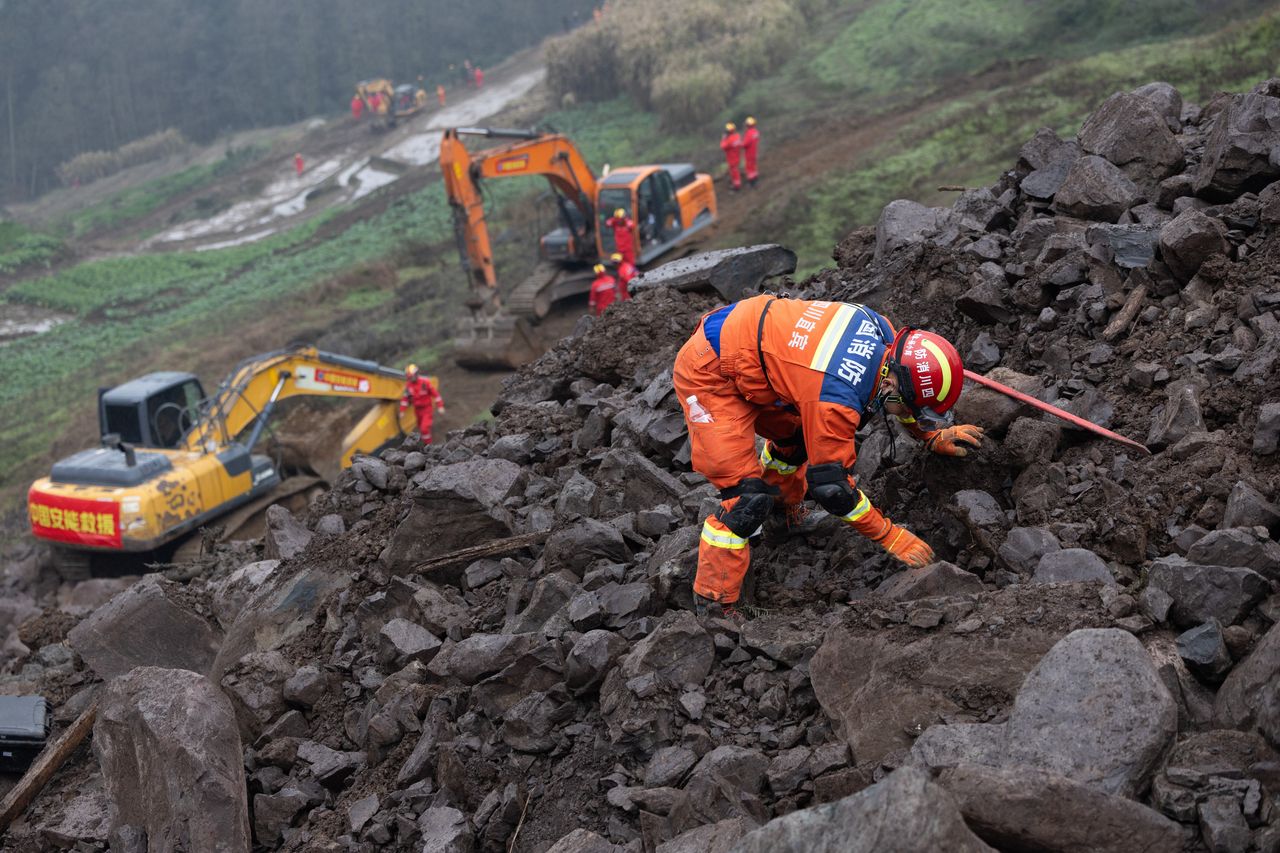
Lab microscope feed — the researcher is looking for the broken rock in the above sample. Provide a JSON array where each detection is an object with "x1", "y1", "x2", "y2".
[
  {"x1": 875, "y1": 561, "x2": 983, "y2": 602},
  {"x1": 1215, "y1": 619, "x2": 1280, "y2": 747},
  {"x1": 1052, "y1": 155, "x2": 1142, "y2": 222},
  {"x1": 1146, "y1": 555, "x2": 1269, "y2": 627},
  {"x1": 1031, "y1": 549, "x2": 1115, "y2": 585},
  {"x1": 1158, "y1": 209, "x2": 1229, "y2": 282}
]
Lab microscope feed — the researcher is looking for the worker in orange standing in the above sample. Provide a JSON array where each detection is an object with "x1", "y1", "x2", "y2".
[
  {"x1": 294, "y1": 153, "x2": 305, "y2": 177},
  {"x1": 400, "y1": 365, "x2": 445, "y2": 444},
  {"x1": 721, "y1": 123, "x2": 744, "y2": 191},
  {"x1": 742, "y1": 116, "x2": 761, "y2": 188},
  {"x1": 605, "y1": 208, "x2": 637, "y2": 265},
  {"x1": 437, "y1": 84, "x2": 447, "y2": 107},
  {"x1": 588, "y1": 263, "x2": 621, "y2": 316},
  {"x1": 611, "y1": 252, "x2": 637, "y2": 297},
  {"x1": 673, "y1": 295, "x2": 985, "y2": 620},
  {"x1": 351, "y1": 92, "x2": 365, "y2": 120},
  {"x1": 474, "y1": 66, "x2": 484, "y2": 88}
]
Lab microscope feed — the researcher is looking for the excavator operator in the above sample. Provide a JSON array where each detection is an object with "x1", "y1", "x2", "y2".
[
  {"x1": 673, "y1": 295, "x2": 985, "y2": 620},
  {"x1": 400, "y1": 365, "x2": 445, "y2": 444}
]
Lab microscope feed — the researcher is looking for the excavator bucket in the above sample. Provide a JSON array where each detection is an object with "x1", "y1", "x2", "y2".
[
  {"x1": 453, "y1": 312, "x2": 546, "y2": 370},
  {"x1": 629, "y1": 244, "x2": 798, "y2": 302}
]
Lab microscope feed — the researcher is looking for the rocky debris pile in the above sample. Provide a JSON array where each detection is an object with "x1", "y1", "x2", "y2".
[{"x1": 4, "y1": 79, "x2": 1280, "y2": 852}]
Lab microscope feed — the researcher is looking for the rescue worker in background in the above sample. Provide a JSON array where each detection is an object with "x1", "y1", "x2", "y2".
[
  {"x1": 437, "y1": 84, "x2": 447, "y2": 107},
  {"x1": 294, "y1": 153, "x2": 305, "y2": 177},
  {"x1": 673, "y1": 295, "x2": 985, "y2": 619},
  {"x1": 588, "y1": 263, "x2": 621, "y2": 317},
  {"x1": 743, "y1": 116, "x2": 761, "y2": 188},
  {"x1": 474, "y1": 66, "x2": 484, "y2": 87},
  {"x1": 605, "y1": 208, "x2": 637, "y2": 265},
  {"x1": 415, "y1": 87, "x2": 428, "y2": 109},
  {"x1": 721, "y1": 123, "x2": 744, "y2": 191},
  {"x1": 611, "y1": 251, "x2": 637, "y2": 295},
  {"x1": 400, "y1": 365, "x2": 445, "y2": 444},
  {"x1": 351, "y1": 92, "x2": 365, "y2": 120}
]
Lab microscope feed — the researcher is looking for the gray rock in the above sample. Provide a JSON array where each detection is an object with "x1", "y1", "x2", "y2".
[
  {"x1": 597, "y1": 582, "x2": 655, "y2": 628},
  {"x1": 1254, "y1": 401, "x2": 1280, "y2": 455},
  {"x1": 967, "y1": 332, "x2": 1000, "y2": 372},
  {"x1": 875, "y1": 200, "x2": 953, "y2": 261},
  {"x1": 875, "y1": 561, "x2": 983, "y2": 602},
  {"x1": 378, "y1": 618, "x2": 442, "y2": 665},
  {"x1": 1195, "y1": 90, "x2": 1280, "y2": 198},
  {"x1": 263, "y1": 505, "x2": 312, "y2": 561},
  {"x1": 253, "y1": 788, "x2": 311, "y2": 846},
  {"x1": 568, "y1": 591, "x2": 604, "y2": 631},
  {"x1": 934, "y1": 762, "x2": 1182, "y2": 853},
  {"x1": 1147, "y1": 379, "x2": 1206, "y2": 449},
  {"x1": 566, "y1": 629, "x2": 628, "y2": 693},
  {"x1": 1188, "y1": 527, "x2": 1280, "y2": 580},
  {"x1": 543, "y1": 519, "x2": 629, "y2": 578},
  {"x1": 956, "y1": 272, "x2": 1017, "y2": 325},
  {"x1": 691, "y1": 745, "x2": 769, "y2": 793},
  {"x1": 615, "y1": 610, "x2": 713, "y2": 689},
  {"x1": 314, "y1": 513, "x2": 345, "y2": 536},
  {"x1": 908, "y1": 723, "x2": 1007, "y2": 772},
  {"x1": 555, "y1": 472, "x2": 599, "y2": 520},
  {"x1": 740, "y1": 618, "x2": 821, "y2": 665},
  {"x1": 1004, "y1": 628, "x2": 1177, "y2": 797},
  {"x1": 1032, "y1": 548, "x2": 1115, "y2": 585},
  {"x1": 282, "y1": 665, "x2": 327, "y2": 708},
  {"x1": 208, "y1": 559, "x2": 278, "y2": 630},
  {"x1": 95, "y1": 667, "x2": 250, "y2": 852},
  {"x1": 593, "y1": 449, "x2": 687, "y2": 515},
  {"x1": 1053, "y1": 155, "x2": 1142, "y2": 222},
  {"x1": 219, "y1": 650, "x2": 292, "y2": 741},
  {"x1": 42, "y1": 786, "x2": 110, "y2": 848},
  {"x1": 1079, "y1": 91, "x2": 1185, "y2": 184},
  {"x1": 490, "y1": 432, "x2": 535, "y2": 463},
  {"x1": 68, "y1": 575, "x2": 221, "y2": 680},
  {"x1": 1215, "y1": 619, "x2": 1280, "y2": 747},
  {"x1": 1017, "y1": 127, "x2": 1078, "y2": 172},
  {"x1": 645, "y1": 746, "x2": 698, "y2": 788},
  {"x1": 501, "y1": 690, "x2": 561, "y2": 753},
  {"x1": 1176, "y1": 619, "x2": 1234, "y2": 683},
  {"x1": 1132, "y1": 82, "x2": 1184, "y2": 130},
  {"x1": 1147, "y1": 555, "x2": 1269, "y2": 627},
  {"x1": 429, "y1": 632, "x2": 538, "y2": 685},
  {"x1": 418, "y1": 806, "x2": 474, "y2": 853},
  {"x1": 951, "y1": 368, "x2": 1042, "y2": 432},
  {"x1": 728, "y1": 766, "x2": 993, "y2": 853},
  {"x1": 349, "y1": 792, "x2": 379, "y2": 833},
  {"x1": 351, "y1": 456, "x2": 390, "y2": 490},
  {"x1": 296, "y1": 740, "x2": 364, "y2": 787},
  {"x1": 1221, "y1": 481, "x2": 1280, "y2": 534},
  {"x1": 1085, "y1": 223, "x2": 1161, "y2": 268},
  {"x1": 766, "y1": 746, "x2": 813, "y2": 795},
  {"x1": 1003, "y1": 417, "x2": 1062, "y2": 466},
  {"x1": 998, "y1": 527, "x2": 1061, "y2": 574},
  {"x1": 1198, "y1": 796, "x2": 1252, "y2": 853},
  {"x1": 657, "y1": 818, "x2": 755, "y2": 853},
  {"x1": 546, "y1": 828, "x2": 619, "y2": 853},
  {"x1": 1158, "y1": 209, "x2": 1229, "y2": 282},
  {"x1": 505, "y1": 571, "x2": 580, "y2": 633},
  {"x1": 953, "y1": 490, "x2": 1005, "y2": 528}
]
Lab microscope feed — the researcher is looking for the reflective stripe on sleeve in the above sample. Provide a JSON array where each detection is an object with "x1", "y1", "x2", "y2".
[
  {"x1": 759, "y1": 444, "x2": 798, "y2": 475},
  {"x1": 839, "y1": 490, "x2": 872, "y2": 523},
  {"x1": 701, "y1": 521, "x2": 749, "y2": 550}
]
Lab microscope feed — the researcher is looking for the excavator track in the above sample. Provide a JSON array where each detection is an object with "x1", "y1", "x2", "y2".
[{"x1": 503, "y1": 261, "x2": 563, "y2": 320}]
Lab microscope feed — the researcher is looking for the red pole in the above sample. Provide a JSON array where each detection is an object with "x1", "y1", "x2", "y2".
[{"x1": 964, "y1": 369, "x2": 1151, "y2": 456}]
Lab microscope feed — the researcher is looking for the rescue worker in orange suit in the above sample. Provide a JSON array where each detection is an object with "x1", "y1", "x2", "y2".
[
  {"x1": 611, "y1": 252, "x2": 637, "y2": 297},
  {"x1": 673, "y1": 295, "x2": 985, "y2": 619},
  {"x1": 588, "y1": 263, "x2": 621, "y2": 316},
  {"x1": 294, "y1": 153, "x2": 305, "y2": 177},
  {"x1": 351, "y1": 93, "x2": 364, "y2": 120},
  {"x1": 742, "y1": 116, "x2": 761, "y2": 188},
  {"x1": 721, "y1": 122, "x2": 744, "y2": 191},
  {"x1": 400, "y1": 365, "x2": 445, "y2": 443},
  {"x1": 605, "y1": 208, "x2": 637, "y2": 265},
  {"x1": 437, "y1": 84, "x2": 447, "y2": 107}
]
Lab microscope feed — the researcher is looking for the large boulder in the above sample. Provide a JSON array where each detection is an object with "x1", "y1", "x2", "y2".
[
  {"x1": 1145, "y1": 556, "x2": 1269, "y2": 627},
  {"x1": 593, "y1": 449, "x2": 687, "y2": 516},
  {"x1": 1131, "y1": 82, "x2": 1184, "y2": 131},
  {"x1": 1078, "y1": 91, "x2": 1184, "y2": 185},
  {"x1": 1003, "y1": 628, "x2": 1177, "y2": 797},
  {"x1": 383, "y1": 458, "x2": 526, "y2": 575},
  {"x1": 94, "y1": 667, "x2": 250, "y2": 852},
  {"x1": 1052, "y1": 155, "x2": 1142, "y2": 222},
  {"x1": 1158, "y1": 209, "x2": 1229, "y2": 283},
  {"x1": 263, "y1": 505, "x2": 312, "y2": 561},
  {"x1": 1215, "y1": 620, "x2": 1280, "y2": 748},
  {"x1": 874, "y1": 200, "x2": 952, "y2": 261},
  {"x1": 68, "y1": 575, "x2": 221, "y2": 680},
  {"x1": 1187, "y1": 527, "x2": 1280, "y2": 581},
  {"x1": 934, "y1": 763, "x2": 1182, "y2": 853},
  {"x1": 728, "y1": 766, "x2": 993, "y2": 853},
  {"x1": 543, "y1": 519, "x2": 629, "y2": 577},
  {"x1": 951, "y1": 368, "x2": 1044, "y2": 432},
  {"x1": 874, "y1": 562, "x2": 983, "y2": 602},
  {"x1": 1194, "y1": 89, "x2": 1280, "y2": 198},
  {"x1": 1032, "y1": 548, "x2": 1115, "y2": 585}
]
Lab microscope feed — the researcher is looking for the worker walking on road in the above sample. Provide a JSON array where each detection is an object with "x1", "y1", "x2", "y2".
[
  {"x1": 400, "y1": 365, "x2": 445, "y2": 444},
  {"x1": 294, "y1": 153, "x2": 305, "y2": 177},
  {"x1": 605, "y1": 208, "x2": 637, "y2": 265},
  {"x1": 589, "y1": 263, "x2": 622, "y2": 316},
  {"x1": 351, "y1": 92, "x2": 364, "y2": 120},
  {"x1": 743, "y1": 117, "x2": 761, "y2": 188},
  {"x1": 437, "y1": 84, "x2": 447, "y2": 107},
  {"x1": 673, "y1": 295, "x2": 985, "y2": 620},
  {"x1": 611, "y1": 252, "x2": 637, "y2": 297},
  {"x1": 721, "y1": 123, "x2": 744, "y2": 191}
]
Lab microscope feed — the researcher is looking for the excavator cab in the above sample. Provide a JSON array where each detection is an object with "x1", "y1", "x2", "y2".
[{"x1": 97, "y1": 372, "x2": 205, "y2": 450}]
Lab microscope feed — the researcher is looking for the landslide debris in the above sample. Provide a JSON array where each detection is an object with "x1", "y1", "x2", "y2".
[{"x1": 4, "y1": 77, "x2": 1280, "y2": 852}]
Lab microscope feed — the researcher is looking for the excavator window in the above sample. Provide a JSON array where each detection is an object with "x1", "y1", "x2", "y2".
[{"x1": 144, "y1": 379, "x2": 203, "y2": 449}]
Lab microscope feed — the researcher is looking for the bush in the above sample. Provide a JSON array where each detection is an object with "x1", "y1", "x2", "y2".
[
  {"x1": 545, "y1": 0, "x2": 834, "y2": 126},
  {"x1": 56, "y1": 128, "x2": 188, "y2": 186}
]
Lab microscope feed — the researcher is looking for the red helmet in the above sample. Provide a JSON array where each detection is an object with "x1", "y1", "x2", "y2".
[{"x1": 889, "y1": 329, "x2": 964, "y2": 425}]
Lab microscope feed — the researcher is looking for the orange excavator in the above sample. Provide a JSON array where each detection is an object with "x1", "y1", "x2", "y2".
[{"x1": 440, "y1": 127, "x2": 717, "y2": 367}]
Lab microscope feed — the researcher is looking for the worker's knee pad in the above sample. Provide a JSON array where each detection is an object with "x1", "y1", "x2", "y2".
[
  {"x1": 715, "y1": 492, "x2": 774, "y2": 539},
  {"x1": 769, "y1": 440, "x2": 807, "y2": 467},
  {"x1": 806, "y1": 462, "x2": 857, "y2": 516}
]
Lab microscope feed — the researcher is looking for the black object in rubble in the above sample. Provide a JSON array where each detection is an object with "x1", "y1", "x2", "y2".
[{"x1": 0, "y1": 696, "x2": 49, "y2": 772}]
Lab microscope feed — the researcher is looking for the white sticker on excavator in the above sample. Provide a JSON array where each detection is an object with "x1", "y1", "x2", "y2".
[{"x1": 294, "y1": 365, "x2": 369, "y2": 394}]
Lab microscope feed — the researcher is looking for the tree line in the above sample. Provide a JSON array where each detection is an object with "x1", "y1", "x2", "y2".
[{"x1": 0, "y1": 0, "x2": 594, "y2": 200}]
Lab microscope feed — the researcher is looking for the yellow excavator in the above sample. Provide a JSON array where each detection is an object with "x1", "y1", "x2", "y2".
[
  {"x1": 27, "y1": 346, "x2": 428, "y2": 577},
  {"x1": 440, "y1": 127, "x2": 718, "y2": 368}
]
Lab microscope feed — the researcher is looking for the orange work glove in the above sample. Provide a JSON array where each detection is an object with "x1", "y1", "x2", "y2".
[
  {"x1": 845, "y1": 501, "x2": 935, "y2": 568},
  {"x1": 924, "y1": 424, "x2": 985, "y2": 457}
]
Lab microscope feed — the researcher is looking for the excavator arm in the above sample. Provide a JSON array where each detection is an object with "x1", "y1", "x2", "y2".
[
  {"x1": 183, "y1": 346, "x2": 419, "y2": 466},
  {"x1": 439, "y1": 127, "x2": 600, "y2": 303}
]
